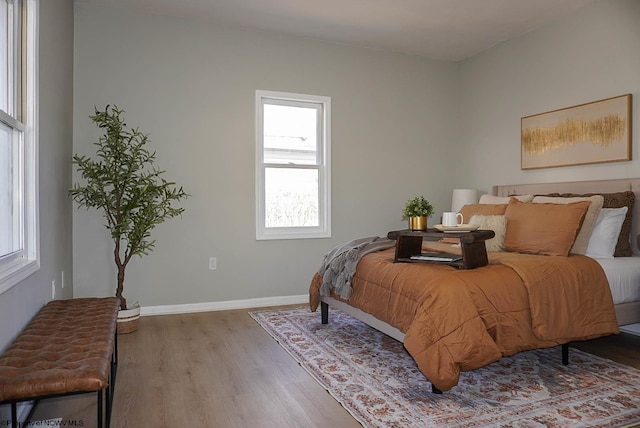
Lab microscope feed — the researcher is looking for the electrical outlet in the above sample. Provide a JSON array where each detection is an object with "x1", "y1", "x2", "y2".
[{"x1": 209, "y1": 257, "x2": 217, "y2": 270}]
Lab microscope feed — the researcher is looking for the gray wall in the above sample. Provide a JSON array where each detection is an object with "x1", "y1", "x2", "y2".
[
  {"x1": 72, "y1": 0, "x2": 640, "y2": 311},
  {"x1": 72, "y1": 4, "x2": 459, "y2": 308},
  {"x1": 0, "y1": 0, "x2": 74, "y2": 349},
  {"x1": 456, "y1": 0, "x2": 640, "y2": 194}
]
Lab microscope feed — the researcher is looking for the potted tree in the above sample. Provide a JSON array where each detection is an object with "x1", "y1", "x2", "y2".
[
  {"x1": 402, "y1": 196, "x2": 434, "y2": 230},
  {"x1": 70, "y1": 105, "x2": 189, "y2": 333}
]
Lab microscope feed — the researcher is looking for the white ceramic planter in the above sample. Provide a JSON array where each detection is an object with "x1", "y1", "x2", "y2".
[{"x1": 117, "y1": 303, "x2": 141, "y2": 334}]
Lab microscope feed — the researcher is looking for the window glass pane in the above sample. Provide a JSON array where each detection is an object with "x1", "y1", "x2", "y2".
[
  {"x1": 0, "y1": 1, "x2": 9, "y2": 112},
  {"x1": 263, "y1": 104, "x2": 317, "y2": 165},
  {"x1": 0, "y1": 0, "x2": 36, "y2": 292},
  {"x1": 265, "y1": 167, "x2": 318, "y2": 228},
  {"x1": 0, "y1": 121, "x2": 19, "y2": 257}
]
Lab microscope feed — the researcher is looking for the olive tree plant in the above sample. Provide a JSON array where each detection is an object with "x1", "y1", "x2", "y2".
[{"x1": 70, "y1": 105, "x2": 189, "y2": 310}]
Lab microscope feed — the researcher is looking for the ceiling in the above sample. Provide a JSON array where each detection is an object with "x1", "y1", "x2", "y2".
[{"x1": 79, "y1": 0, "x2": 598, "y2": 61}]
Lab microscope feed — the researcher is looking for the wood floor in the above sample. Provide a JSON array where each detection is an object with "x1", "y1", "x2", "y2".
[{"x1": 30, "y1": 306, "x2": 640, "y2": 428}]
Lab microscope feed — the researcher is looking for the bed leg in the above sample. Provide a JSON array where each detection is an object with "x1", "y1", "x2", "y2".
[
  {"x1": 321, "y1": 301, "x2": 328, "y2": 324},
  {"x1": 562, "y1": 343, "x2": 569, "y2": 365},
  {"x1": 431, "y1": 384, "x2": 443, "y2": 394}
]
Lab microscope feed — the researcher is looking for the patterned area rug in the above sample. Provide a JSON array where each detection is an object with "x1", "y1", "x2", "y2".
[{"x1": 250, "y1": 306, "x2": 640, "y2": 428}]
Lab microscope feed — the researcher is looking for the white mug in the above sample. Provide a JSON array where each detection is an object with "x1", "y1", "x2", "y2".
[{"x1": 442, "y1": 212, "x2": 464, "y2": 227}]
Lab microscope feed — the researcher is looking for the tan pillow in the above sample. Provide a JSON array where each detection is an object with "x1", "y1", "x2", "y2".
[
  {"x1": 504, "y1": 199, "x2": 591, "y2": 256},
  {"x1": 459, "y1": 204, "x2": 507, "y2": 224},
  {"x1": 469, "y1": 215, "x2": 507, "y2": 252},
  {"x1": 532, "y1": 195, "x2": 604, "y2": 255},
  {"x1": 479, "y1": 194, "x2": 534, "y2": 204}
]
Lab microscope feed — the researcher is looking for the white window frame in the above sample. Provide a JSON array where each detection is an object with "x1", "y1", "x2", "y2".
[
  {"x1": 0, "y1": 0, "x2": 39, "y2": 294},
  {"x1": 255, "y1": 90, "x2": 331, "y2": 240}
]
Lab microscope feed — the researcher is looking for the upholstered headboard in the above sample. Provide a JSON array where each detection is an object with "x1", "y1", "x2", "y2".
[{"x1": 492, "y1": 178, "x2": 640, "y2": 256}]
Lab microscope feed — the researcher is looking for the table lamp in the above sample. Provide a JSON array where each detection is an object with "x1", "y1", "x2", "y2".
[{"x1": 451, "y1": 189, "x2": 478, "y2": 212}]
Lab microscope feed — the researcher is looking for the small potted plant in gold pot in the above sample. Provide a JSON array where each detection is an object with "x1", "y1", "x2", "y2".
[{"x1": 402, "y1": 196, "x2": 434, "y2": 230}]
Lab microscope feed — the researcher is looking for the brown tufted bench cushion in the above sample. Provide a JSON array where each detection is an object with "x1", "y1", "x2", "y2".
[{"x1": 0, "y1": 297, "x2": 121, "y2": 428}]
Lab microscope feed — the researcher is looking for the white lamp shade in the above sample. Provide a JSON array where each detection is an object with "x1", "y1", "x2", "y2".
[{"x1": 451, "y1": 189, "x2": 478, "y2": 212}]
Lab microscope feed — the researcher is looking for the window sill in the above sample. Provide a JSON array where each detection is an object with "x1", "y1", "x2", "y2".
[{"x1": 0, "y1": 259, "x2": 40, "y2": 294}]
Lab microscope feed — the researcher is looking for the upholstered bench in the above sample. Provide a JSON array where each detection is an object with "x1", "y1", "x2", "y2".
[{"x1": 0, "y1": 297, "x2": 121, "y2": 428}]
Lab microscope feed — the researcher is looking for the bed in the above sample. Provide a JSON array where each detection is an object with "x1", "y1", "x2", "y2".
[{"x1": 310, "y1": 178, "x2": 640, "y2": 392}]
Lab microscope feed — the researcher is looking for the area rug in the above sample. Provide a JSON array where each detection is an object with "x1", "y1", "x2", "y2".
[{"x1": 250, "y1": 306, "x2": 640, "y2": 428}]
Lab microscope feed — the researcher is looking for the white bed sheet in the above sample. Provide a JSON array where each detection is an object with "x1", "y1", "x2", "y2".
[{"x1": 596, "y1": 257, "x2": 640, "y2": 305}]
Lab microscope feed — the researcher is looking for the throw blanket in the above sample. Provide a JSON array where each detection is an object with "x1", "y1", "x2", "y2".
[
  {"x1": 310, "y1": 246, "x2": 619, "y2": 391},
  {"x1": 318, "y1": 236, "x2": 395, "y2": 300}
]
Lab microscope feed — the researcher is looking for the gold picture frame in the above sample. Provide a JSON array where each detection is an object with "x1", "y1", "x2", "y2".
[{"x1": 521, "y1": 94, "x2": 632, "y2": 170}]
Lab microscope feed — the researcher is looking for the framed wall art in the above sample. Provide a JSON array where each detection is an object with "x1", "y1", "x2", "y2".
[{"x1": 521, "y1": 94, "x2": 632, "y2": 170}]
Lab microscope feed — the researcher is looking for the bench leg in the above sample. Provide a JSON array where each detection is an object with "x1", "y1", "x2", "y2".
[
  {"x1": 111, "y1": 331, "x2": 118, "y2": 396},
  {"x1": 11, "y1": 402, "x2": 17, "y2": 428},
  {"x1": 108, "y1": 330, "x2": 118, "y2": 428},
  {"x1": 106, "y1": 383, "x2": 112, "y2": 428},
  {"x1": 113, "y1": 329, "x2": 118, "y2": 373},
  {"x1": 97, "y1": 390, "x2": 104, "y2": 428}
]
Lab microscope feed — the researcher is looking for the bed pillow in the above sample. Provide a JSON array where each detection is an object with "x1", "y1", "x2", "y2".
[
  {"x1": 543, "y1": 191, "x2": 634, "y2": 256},
  {"x1": 479, "y1": 194, "x2": 534, "y2": 204},
  {"x1": 531, "y1": 195, "x2": 604, "y2": 255},
  {"x1": 504, "y1": 199, "x2": 591, "y2": 256},
  {"x1": 459, "y1": 204, "x2": 507, "y2": 224},
  {"x1": 585, "y1": 207, "x2": 628, "y2": 259},
  {"x1": 469, "y1": 215, "x2": 507, "y2": 252}
]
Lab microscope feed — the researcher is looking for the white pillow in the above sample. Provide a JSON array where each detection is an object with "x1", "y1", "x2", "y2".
[
  {"x1": 479, "y1": 194, "x2": 534, "y2": 204},
  {"x1": 585, "y1": 207, "x2": 628, "y2": 259},
  {"x1": 469, "y1": 214, "x2": 507, "y2": 252}
]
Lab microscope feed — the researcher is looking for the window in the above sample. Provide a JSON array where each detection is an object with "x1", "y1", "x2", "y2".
[
  {"x1": 0, "y1": 0, "x2": 38, "y2": 293},
  {"x1": 256, "y1": 90, "x2": 331, "y2": 240}
]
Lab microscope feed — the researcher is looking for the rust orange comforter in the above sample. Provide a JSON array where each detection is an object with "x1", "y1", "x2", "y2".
[{"x1": 309, "y1": 247, "x2": 619, "y2": 391}]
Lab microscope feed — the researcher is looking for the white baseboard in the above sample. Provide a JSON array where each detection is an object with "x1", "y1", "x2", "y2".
[{"x1": 140, "y1": 294, "x2": 308, "y2": 316}]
